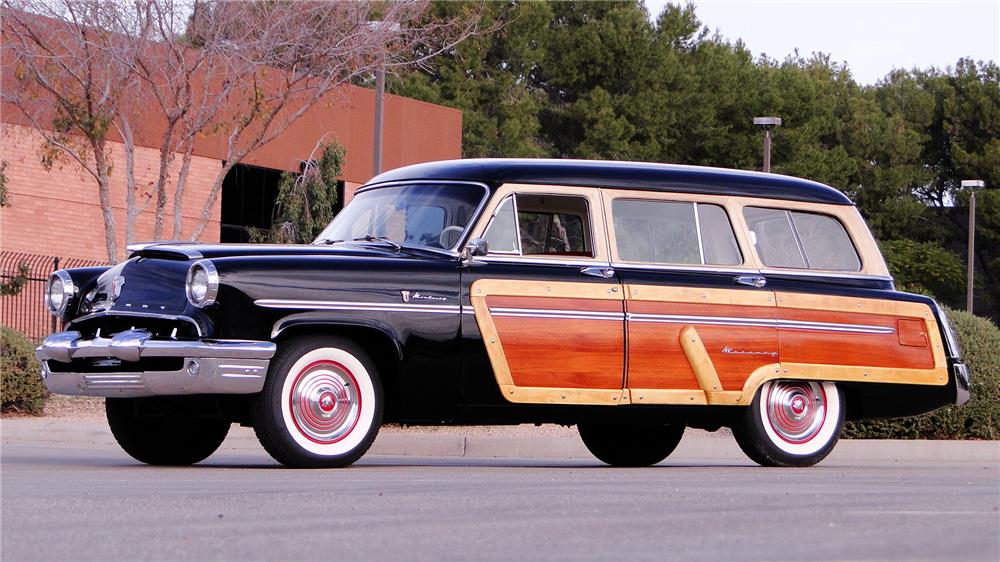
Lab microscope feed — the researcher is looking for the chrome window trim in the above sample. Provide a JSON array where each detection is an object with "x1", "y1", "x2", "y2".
[
  {"x1": 784, "y1": 209, "x2": 811, "y2": 268},
  {"x1": 338, "y1": 180, "x2": 491, "y2": 254},
  {"x1": 759, "y1": 268, "x2": 893, "y2": 282},
  {"x1": 476, "y1": 255, "x2": 612, "y2": 268},
  {"x1": 482, "y1": 195, "x2": 520, "y2": 255},
  {"x1": 626, "y1": 312, "x2": 896, "y2": 335},
  {"x1": 693, "y1": 202, "x2": 706, "y2": 265},
  {"x1": 610, "y1": 262, "x2": 755, "y2": 275},
  {"x1": 66, "y1": 311, "x2": 204, "y2": 337}
]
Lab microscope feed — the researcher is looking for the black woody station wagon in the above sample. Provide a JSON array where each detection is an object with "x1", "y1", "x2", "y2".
[{"x1": 37, "y1": 159, "x2": 970, "y2": 468}]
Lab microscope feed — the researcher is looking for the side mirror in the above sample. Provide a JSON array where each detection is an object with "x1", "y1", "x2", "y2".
[{"x1": 464, "y1": 238, "x2": 489, "y2": 259}]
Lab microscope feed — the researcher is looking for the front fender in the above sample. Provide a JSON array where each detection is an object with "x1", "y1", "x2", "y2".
[{"x1": 269, "y1": 312, "x2": 405, "y2": 361}]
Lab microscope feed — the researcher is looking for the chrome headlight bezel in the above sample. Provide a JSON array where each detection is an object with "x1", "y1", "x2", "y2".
[
  {"x1": 185, "y1": 260, "x2": 219, "y2": 308},
  {"x1": 45, "y1": 270, "x2": 76, "y2": 317}
]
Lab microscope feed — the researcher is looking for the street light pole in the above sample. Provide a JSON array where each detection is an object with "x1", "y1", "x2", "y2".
[
  {"x1": 753, "y1": 117, "x2": 782, "y2": 173},
  {"x1": 961, "y1": 179, "x2": 984, "y2": 313},
  {"x1": 366, "y1": 21, "x2": 400, "y2": 178},
  {"x1": 373, "y1": 66, "x2": 385, "y2": 176}
]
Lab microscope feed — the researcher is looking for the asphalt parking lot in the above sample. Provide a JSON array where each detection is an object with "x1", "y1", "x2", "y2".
[{"x1": 2, "y1": 435, "x2": 998, "y2": 562}]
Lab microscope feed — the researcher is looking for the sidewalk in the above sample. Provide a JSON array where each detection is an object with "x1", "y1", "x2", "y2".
[{"x1": 2, "y1": 417, "x2": 997, "y2": 463}]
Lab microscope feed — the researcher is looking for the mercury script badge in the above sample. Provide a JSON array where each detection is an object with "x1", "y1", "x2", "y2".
[
  {"x1": 722, "y1": 345, "x2": 777, "y2": 358},
  {"x1": 400, "y1": 290, "x2": 447, "y2": 303}
]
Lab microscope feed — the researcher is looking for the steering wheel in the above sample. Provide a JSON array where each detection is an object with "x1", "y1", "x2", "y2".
[{"x1": 438, "y1": 226, "x2": 465, "y2": 249}]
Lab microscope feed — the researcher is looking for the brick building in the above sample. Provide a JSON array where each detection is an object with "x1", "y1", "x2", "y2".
[{"x1": 1, "y1": 63, "x2": 462, "y2": 339}]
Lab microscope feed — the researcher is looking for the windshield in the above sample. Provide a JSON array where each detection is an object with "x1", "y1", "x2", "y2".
[{"x1": 314, "y1": 183, "x2": 487, "y2": 251}]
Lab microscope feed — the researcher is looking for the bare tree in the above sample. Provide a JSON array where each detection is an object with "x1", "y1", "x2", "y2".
[
  {"x1": 2, "y1": 1, "x2": 146, "y2": 262},
  {"x1": 3, "y1": 0, "x2": 480, "y2": 257}
]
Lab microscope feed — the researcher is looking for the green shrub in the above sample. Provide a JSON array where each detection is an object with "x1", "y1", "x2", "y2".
[
  {"x1": 1, "y1": 326, "x2": 48, "y2": 415},
  {"x1": 844, "y1": 307, "x2": 1000, "y2": 439}
]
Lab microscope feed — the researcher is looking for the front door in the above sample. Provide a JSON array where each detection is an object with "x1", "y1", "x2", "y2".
[
  {"x1": 461, "y1": 185, "x2": 627, "y2": 406},
  {"x1": 604, "y1": 190, "x2": 779, "y2": 406}
]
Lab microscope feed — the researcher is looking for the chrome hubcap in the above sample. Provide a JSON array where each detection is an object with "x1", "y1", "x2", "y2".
[
  {"x1": 766, "y1": 381, "x2": 826, "y2": 444},
  {"x1": 289, "y1": 360, "x2": 361, "y2": 444}
]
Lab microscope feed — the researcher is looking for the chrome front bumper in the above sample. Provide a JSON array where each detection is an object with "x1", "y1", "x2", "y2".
[{"x1": 36, "y1": 329, "x2": 276, "y2": 398}]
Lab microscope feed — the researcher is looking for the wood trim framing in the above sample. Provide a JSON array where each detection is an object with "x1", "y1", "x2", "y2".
[{"x1": 471, "y1": 278, "x2": 625, "y2": 405}]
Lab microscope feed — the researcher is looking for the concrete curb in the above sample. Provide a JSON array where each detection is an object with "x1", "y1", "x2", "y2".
[{"x1": 2, "y1": 418, "x2": 997, "y2": 463}]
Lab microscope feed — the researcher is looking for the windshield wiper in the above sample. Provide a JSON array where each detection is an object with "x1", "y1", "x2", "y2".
[
  {"x1": 352, "y1": 235, "x2": 402, "y2": 252},
  {"x1": 315, "y1": 238, "x2": 344, "y2": 245}
]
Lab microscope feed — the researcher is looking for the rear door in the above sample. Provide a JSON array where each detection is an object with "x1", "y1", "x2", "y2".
[{"x1": 604, "y1": 190, "x2": 778, "y2": 406}]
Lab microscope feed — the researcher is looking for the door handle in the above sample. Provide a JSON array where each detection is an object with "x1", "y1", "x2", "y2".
[
  {"x1": 581, "y1": 266, "x2": 615, "y2": 279},
  {"x1": 735, "y1": 275, "x2": 767, "y2": 288}
]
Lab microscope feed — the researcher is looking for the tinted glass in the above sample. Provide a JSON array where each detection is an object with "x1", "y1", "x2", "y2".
[
  {"x1": 697, "y1": 204, "x2": 742, "y2": 265},
  {"x1": 316, "y1": 183, "x2": 484, "y2": 250},
  {"x1": 519, "y1": 211, "x2": 587, "y2": 255},
  {"x1": 612, "y1": 200, "x2": 739, "y2": 265},
  {"x1": 743, "y1": 207, "x2": 806, "y2": 268},
  {"x1": 613, "y1": 200, "x2": 699, "y2": 263},
  {"x1": 744, "y1": 206, "x2": 860, "y2": 271},
  {"x1": 791, "y1": 211, "x2": 861, "y2": 271},
  {"x1": 483, "y1": 196, "x2": 519, "y2": 253}
]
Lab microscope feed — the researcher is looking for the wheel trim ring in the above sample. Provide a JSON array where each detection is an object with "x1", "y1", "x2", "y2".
[
  {"x1": 766, "y1": 381, "x2": 827, "y2": 445},
  {"x1": 288, "y1": 360, "x2": 362, "y2": 445}
]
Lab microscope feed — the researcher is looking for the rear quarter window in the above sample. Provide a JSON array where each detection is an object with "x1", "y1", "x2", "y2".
[{"x1": 743, "y1": 207, "x2": 861, "y2": 272}]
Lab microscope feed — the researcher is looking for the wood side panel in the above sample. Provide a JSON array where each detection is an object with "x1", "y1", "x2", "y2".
[
  {"x1": 493, "y1": 316, "x2": 624, "y2": 389},
  {"x1": 779, "y1": 331, "x2": 934, "y2": 369},
  {"x1": 626, "y1": 301, "x2": 778, "y2": 392},
  {"x1": 485, "y1": 295, "x2": 622, "y2": 313}
]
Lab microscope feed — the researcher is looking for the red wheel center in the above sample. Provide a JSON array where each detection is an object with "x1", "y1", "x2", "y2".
[
  {"x1": 790, "y1": 396, "x2": 806, "y2": 415},
  {"x1": 319, "y1": 391, "x2": 336, "y2": 413}
]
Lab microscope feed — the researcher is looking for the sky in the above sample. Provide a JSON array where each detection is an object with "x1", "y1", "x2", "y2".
[{"x1": 643, "y1": 0, "x2": 1000, "y2": 84}]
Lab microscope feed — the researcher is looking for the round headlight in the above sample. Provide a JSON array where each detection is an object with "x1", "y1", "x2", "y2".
[
  {"x1": 185, "y1": 260, "x2": 219, "y2": 308},
  {"x1": 45, "y1": 270, "x2": 76, "y2": 316}
]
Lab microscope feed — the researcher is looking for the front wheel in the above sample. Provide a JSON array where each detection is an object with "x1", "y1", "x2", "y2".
[
  {"x1": 106, "y1": 397, "x2": 230, "y2": 465},
  {"x1": 578, "y1": 423, "x2": 685, "y2": 467},
  {"x1": 733, "y1": 380, "x2": 844, "y2": 467},
  {"x1": 251, "y1": 336, "x2": 382, "y2": 468}
]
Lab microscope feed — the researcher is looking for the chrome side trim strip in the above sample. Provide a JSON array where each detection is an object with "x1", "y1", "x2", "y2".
[
  {"x1": 255, "y1": 299, "x2": 461, "y2": 314},
  {"x1": 478, "y1": 256, "x2": 612, "y2": 268},
  {"x1": 627, "y1": 313, "x2": 895, "y2": 334},
  {"x1": 489, "y1": 307, "x2": 622, "y2": 322}
]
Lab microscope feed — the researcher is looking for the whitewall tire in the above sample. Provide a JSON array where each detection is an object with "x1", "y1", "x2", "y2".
[
  {"x1": 252, "y1": 336, "x2": 382, "y2": 468},
  {"x1": 733, "y1": 380, "x2": 844, "y2": 467}
]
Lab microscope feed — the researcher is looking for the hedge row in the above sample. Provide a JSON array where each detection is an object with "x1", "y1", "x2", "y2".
[
  {"x1": 844, "y1": 307, "x2": 1000, "y2": 440},
  {"x1": 1, "y1": 326, "x2": 48, "y2": 415}
]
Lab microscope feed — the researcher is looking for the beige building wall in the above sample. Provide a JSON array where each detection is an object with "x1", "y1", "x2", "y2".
[{"x1": 1, "y1": 124, "x2": 222, "y2": 263}]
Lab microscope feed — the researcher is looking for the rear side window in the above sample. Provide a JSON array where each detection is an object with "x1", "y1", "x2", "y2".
[
  {"x1": 611, "y1": 200, "x2": 741, "y2": 265},
  {"x1": 743, "y1": 207, "x2": 861, "y2": 271}
]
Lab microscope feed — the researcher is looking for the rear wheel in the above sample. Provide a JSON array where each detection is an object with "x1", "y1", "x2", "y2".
[
  {"x1": 106, "y1": 397, "x2": 230, "y2": 465},
  {"x1": 733, "y1": 380, "x2": 844, "y2": 467},
  {"x1": 578, "y1": 423, "x2": 685, "y2": 467},
  {"x1": 251, "y1": 336, "x2": 382, "y2": 468}
]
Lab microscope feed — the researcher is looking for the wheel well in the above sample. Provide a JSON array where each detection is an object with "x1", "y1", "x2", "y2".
[{"x1": 275, "y1": 324, "x2": 403, "y2": 422}]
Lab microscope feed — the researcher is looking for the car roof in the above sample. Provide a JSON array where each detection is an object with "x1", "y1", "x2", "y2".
[{"x1": 365, "y1": 158, "x2": 854, "y2": 205}]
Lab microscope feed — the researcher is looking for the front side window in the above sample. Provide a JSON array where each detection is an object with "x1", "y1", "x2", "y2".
[
  {"x1": 743, "y1": 207, "x2": 861, "y2": 271},
  {"x1": 483, "y1": 193, "x2": 593, "y2": 257},
  {"x1": 611, "y1": 199, "x2": 741, "y2": 265},
  {"x1": 314, "y1": 183, "x2": 485, "y2": 250}
]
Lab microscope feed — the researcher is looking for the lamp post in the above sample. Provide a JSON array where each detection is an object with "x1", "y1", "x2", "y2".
[
  {"x1": 367, "y1": 21, "x2": 401, "y2": 177},
  {"x1": 961, "y1": 179, "x2": 984, "y2": 313},
  {"x1": 753, "y1": 117, "x2": 782, "y2": 173}
]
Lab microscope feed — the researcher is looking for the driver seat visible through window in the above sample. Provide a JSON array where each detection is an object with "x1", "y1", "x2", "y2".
[{"x1": 484, "y1": 194, "x2": 593, "y2": 257}]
